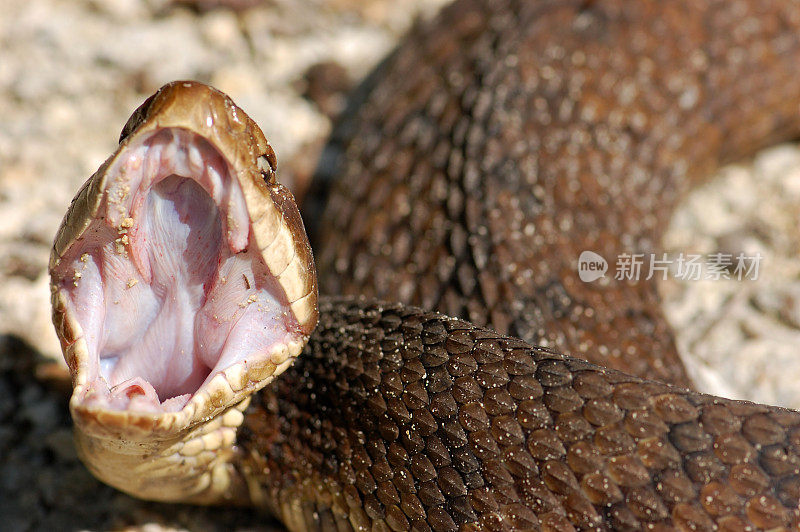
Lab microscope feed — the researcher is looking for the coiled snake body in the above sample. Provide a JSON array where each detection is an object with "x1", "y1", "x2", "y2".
[{"x1": 49, "y1": 0, "x2": 800, "y2": 529}]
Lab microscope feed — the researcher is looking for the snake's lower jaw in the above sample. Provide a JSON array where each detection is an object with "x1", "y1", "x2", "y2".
[{"x1": 48, "y1": 81, "x2": 318, "y2": 503}]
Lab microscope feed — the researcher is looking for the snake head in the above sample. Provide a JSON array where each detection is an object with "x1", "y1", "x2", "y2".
[{"x1": 48, "y1": 81, "x2": 318, "y2": 502}]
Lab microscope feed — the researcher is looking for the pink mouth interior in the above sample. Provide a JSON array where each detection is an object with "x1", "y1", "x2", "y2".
[{"x1": 54, "y1": 128, "x2": 298, "y2": 413}]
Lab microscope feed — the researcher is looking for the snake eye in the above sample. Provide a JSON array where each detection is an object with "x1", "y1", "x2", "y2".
[{"x1": 258, "y1": 144, "x2": 278, "y2": 184}]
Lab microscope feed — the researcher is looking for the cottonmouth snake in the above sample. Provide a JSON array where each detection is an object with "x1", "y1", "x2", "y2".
[{"x1": 48, "y1": 0, "x2": 800, "y2": 529}]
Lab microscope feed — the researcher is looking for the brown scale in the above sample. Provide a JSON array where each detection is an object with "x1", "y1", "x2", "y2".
[
  {"x1": 311, "y1": 0, "x2": 800, "y2": 386},
  {"x1": 239, "y1": 299, "x2": 800, "y2": 529},
  {"x1": 240, "y1": 0, "x2": 800, "y2": 529}
]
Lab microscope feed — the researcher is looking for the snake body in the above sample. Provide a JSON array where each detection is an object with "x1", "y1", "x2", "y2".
[{"x1": 49, "y1": 0, "x2": 800, "y2": 530}]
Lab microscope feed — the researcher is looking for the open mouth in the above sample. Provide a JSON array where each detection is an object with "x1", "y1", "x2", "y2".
[{"x1": 50, "y1": 123, "x2": 316, "y2": 416}]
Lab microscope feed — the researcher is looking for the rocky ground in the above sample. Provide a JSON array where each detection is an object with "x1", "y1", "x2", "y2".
[
  {"x1": 2, "y1": 0, "x2": 800, "y2": 530},
  {"x1": 663, "y1": 145, "x2": 800, "y2": 408}
]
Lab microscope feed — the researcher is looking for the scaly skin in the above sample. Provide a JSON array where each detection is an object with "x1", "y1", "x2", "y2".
[
  {"x1": 314, "y1": 0, "x2": 800, "y2": 387},
  {"x1": 248, "y1": 0, "x2": 800, "y2": 528},
  {"x1": 242, "y1": 298, "x2": 800, "y2": 530},
  {"x1": 52, "y1": 0, "x2": 800, "y2": 529}
]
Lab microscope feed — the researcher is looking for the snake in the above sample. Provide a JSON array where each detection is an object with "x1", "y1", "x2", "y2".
[{"x1": 48, "y1": 0, "x2": 800, "y2": 529}]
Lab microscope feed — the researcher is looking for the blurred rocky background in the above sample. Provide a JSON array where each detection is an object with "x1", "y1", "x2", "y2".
[{"x1": 1, "y1": 0, "x2": 800, "y2": 530}]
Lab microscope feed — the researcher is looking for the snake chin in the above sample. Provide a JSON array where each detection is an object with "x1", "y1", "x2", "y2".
[{"x1": 51, "y1": 127, "x2": 303, "y2": 416}]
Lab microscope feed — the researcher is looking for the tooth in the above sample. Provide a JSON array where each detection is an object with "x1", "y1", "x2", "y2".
[
  {"x1": 227, "y1": 189, "x2": 249, "y2": 252},
  {"x1": 207, "y1": 165, "x2": 223, "y2": 203},
  {"x1": 188, "y1": 143, "x2": 203, "y2": 175}
]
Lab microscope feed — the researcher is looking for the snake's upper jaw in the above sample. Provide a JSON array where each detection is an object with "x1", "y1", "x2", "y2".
[{"x1": 48, "y1": 81, "x2": 318, "y2": 440}]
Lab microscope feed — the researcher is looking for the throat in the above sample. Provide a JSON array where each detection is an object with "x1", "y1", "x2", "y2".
[{"x1": 102, "y1": 175, "x2": 223, "y2": 401}]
